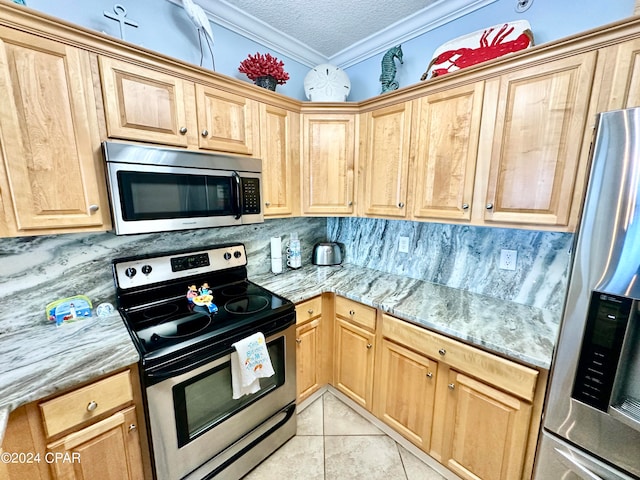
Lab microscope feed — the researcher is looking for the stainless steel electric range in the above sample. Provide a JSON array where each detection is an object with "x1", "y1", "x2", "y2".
[{"x1": 112, "y1": 243, "x2": 296, "y2": 480}]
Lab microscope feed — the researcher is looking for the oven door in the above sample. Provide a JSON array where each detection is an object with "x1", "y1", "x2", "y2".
[{"x1": 145, "y1": 323, "x2": 296, "y2": 480}]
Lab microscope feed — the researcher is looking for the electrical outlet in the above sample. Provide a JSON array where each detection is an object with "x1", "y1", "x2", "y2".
[
  {"x1": 398, "y1": 236, "x2": 410, "y2": 253},
  {"x1": 499, "y1": 249, "x2": 517, "y2": 270}
]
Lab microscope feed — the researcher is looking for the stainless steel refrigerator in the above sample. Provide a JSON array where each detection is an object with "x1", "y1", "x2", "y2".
[{"x1": 534, "y1": 107, "x2": 640, "y2": 479}]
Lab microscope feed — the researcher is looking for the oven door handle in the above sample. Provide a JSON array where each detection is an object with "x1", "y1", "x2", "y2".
[
  {"x1": 147, "y1": 359, "x2": 219, "y2": 381},
  {"x1": 232, "y1": 171, "x2": 242, "y2": 220}
]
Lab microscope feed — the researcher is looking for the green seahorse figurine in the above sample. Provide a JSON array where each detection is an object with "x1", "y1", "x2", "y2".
[{"x1": 380, "y1": 45, "x2": 403, "y2": 93}]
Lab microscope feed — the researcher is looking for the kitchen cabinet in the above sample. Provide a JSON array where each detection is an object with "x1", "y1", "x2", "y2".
[
  {"x1": 375, "y1": 338, "x2": 437, "y2": 452},
  {"x1": 1, "y1": 368, "x2": 148, "y2": 480},
  {"x1": 333, "y1": 296, "x2": 376, "y2": 410},
  {"x1": 301, "y1": 112, "x2": 357, "y2": 215},
  {"x1": 99, "y1": 57, "x2": 260, "y2": 156},
  {"x1": 360, "y1": 102, "x2": 412, "y2": 218},
  {"x1": 380, "y1": 313, "x2": 540, "y2": 480},
  {"x1": 260, "y1": 104, "x2": 300, "y2": 217},
  {"x1": 412, "y1": 83, "x2": 483, "y2": 221},
  {"x1": 295, "y1": 296, "x2": 323, "y2": 402},
  {"x1": 0, "y1": 28, "x2": 110, "y2": 235},
  {"x1": 477, "y1": 52, "x2": 597, "y2": 229},
  {"x1": 595, "y1": 37, "x2": 640, "y2": 111}
]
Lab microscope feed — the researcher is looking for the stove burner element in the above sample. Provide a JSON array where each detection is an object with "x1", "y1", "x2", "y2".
[
  {"x1": 221, "y1": 284, "x2": 249, "y2": 297},
  {"x1": 224, "y1": 295, "x2": 269, "y2": 314},
  {"x1": 143, "y1": 313, "x2": 212, "y2": 343}
]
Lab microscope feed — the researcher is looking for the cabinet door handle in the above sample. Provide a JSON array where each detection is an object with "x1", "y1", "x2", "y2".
[
  {"x1": 201, "y1": 129, "x2": 209, "y2": 137},
  {"x1": 307, "y1": 309, "x2": 314, "y2": 315},
  {"x1": 366, "y1": 343, "x2": 373, "y2": 349},
  {"x1": 87, "y1": 401, "x2": 98, "y2": 412},
  {"x1": 179, "y1": 127, "x2": 187, "y2": 135},
  {"x1": 448, "y1": 383, "x2": 455, "y2": 390},
  {"x1": 348, "y1": 201, "x2": 353, "y2": 206},
  {"x1": 128, "y1": 424, "x2": 137, "y2": 433},
  {"x1": 265, "y1": 201, "x2": 271, "y2": 207},
  {"x1": 438, "y1": 348, "x2": 446, "y2": 356},
  {"x1": 88, "y1": 204, "x2": 99, "y2": 213},
  {"x1": 398, "y1": 202, "x2": 405, "y2": 208},
  {"x1": 426, "y1": 372, "x2": 433, "y2": 378},
  {"x1": 486, "y1": 203, "x2": 494, "y2": 210},
  {"x1": 296, "y1": 338, "x2": 302, "y2": 344},
  {"x1": 462, "y1": 203, "x2": 469, "y2": 210},
  {"x1": 349, "y1": 310, "x2": 355, "y2": 316}
]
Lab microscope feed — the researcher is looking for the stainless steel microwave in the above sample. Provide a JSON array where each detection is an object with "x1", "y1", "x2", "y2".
[{"x1": 103, "y1": 141, "x2": 263, "y2": 235}]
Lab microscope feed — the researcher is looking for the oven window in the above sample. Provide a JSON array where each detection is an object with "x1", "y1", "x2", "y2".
[
  {"x1": 173, "y1": 337, "x2": 285, "y2": 447},
  {"x1": 118, "y1": 170, "x2": 233, "y2": 220}
]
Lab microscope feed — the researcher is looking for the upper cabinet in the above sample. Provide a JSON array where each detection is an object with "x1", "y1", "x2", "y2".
[
  {"x1": 260, "y1": 104, "x2": 300, "y2": 217},
  {"x1": 0, "y1": 28, "x2": 110, "y2": 235},
  {"x1": 301, "y1": 112, "x2": 357, "y2": 215},
  {"x1": 360, "y1": 102, "x2": 413, "y2": 218},
  {"x1": 412, "y1": 83, "x2": 484, "y2": 221},
  {"x1": 476, "y1": 52, "x2": 598, "y2": 229},
  {"x1": 99, "y1": 57, "x2": 260, "y2": 156},
  {"x1": 99, "y1": 56, "x2": 192, "y2": 147}
]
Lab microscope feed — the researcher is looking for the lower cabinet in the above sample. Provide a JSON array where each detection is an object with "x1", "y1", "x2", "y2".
[
  {"x1": 295, "y1": 296, "x2": 324, "y2": 403},
  {"x1": 1, "y1": 368, "x2": 148, "y2": 480}
]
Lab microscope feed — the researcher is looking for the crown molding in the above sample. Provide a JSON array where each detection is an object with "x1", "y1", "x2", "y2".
[{"x1": 168, "y1": 0, "x2": 497, "y2": 68}]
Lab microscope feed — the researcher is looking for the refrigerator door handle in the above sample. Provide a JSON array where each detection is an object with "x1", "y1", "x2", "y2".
[{"x1": 554, "y1": 448, "x2": 613, "y2": 480}]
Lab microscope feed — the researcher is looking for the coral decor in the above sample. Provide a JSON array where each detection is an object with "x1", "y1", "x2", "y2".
[{"x1": 238, "y1": 52, "x2": 290, "y2": 85}]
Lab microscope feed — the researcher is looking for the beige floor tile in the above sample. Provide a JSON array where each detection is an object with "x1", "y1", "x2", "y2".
[
  {"x1": 297, "y1": 396, "x2": 324, "y2": 436},
  {"x1": 325, "y1": 435, "x2": 406, "y2": 480},
  {"x1": 243, "y1": 435, "x2": 324, "y2": 480},
  {"x1": 398, "y1": 444, "x2": 448, "y2": 480},
  {"x1": 323, "y1": 392, "x2": 383, "y2": 436}
]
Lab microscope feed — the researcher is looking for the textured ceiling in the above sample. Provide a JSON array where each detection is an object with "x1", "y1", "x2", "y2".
[{"x1": 194, "y1": 0, "x2": 497, "y2": 67}]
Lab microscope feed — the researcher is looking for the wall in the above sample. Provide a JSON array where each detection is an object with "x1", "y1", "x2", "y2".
[
  {"x1": 22, "y1": 0, "x2": 310, "y2": 100},
  {"x1": 0, "y1": 217, "x2": 326, "y2": 334},
  {"x1": 328, "y1": 217, "x2": 572, "y2": 314},
  {"x1": 344, "y1": 0, "x2": 636, "y2": 100}
]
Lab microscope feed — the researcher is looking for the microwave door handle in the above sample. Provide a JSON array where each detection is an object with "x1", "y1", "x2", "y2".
[{"x1": 232, "y1": 171, "x2": 242, "y2": 220}]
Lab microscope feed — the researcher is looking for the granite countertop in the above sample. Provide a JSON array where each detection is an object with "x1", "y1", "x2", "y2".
[{"x1": 0, "y1": 263, "x2": 560, "y2": 446}]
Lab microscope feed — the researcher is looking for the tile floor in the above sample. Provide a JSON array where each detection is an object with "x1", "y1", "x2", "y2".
[{"x1": 243, "y1": 390, "x2": 452, "y2": 480}]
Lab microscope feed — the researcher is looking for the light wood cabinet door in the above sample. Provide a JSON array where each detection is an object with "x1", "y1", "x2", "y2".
[
  {"x1": 195, "y1": 84, "x2": 259, "y2": 155},
  {"x1": 260, "y1": 104, "x2": 300, "y2": 217},
  {"x1": 47, "y1": 406, "x2": 144, "y2": 480},
  {"x1": 413, "y1": 83, "x2": 483, "y2": 221},
  {"x1": 480, "y1": 52, "x2": 597, "y2": 228},
  {"x1": 99, "y1": 56, "x2": 191, "y2": 147},
  {"x1": 333, "y1": 317, "x2": 375, "y2": 410},
  {"x1": 361, "y1": 102, "x2": 412, "y2": 218},
  {"x1": 376, "y1": 339, "x2": 437, "y2": 451},
  {"x1": 597, "y1": 38, "x2": 640, "y2": 110},
  {"x1": 441, "y1": 371, "x2": 532, "y2": 480},
  {"x1": 296, "y1": 317, "x2": 321, "y2": 402},
  {"x1": 0, "y1": 29, "x2": 109, "y2": 233},
  {"x1": 301, "y1": 113, "x2": 357, "y2": 215}
]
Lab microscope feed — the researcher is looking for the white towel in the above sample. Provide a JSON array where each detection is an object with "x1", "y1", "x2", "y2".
[{"x1": 231, "y1": 332, "x2": 275, "y2": 399}]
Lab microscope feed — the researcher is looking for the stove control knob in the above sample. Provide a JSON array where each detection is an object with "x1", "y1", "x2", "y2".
[
  {"x1": 125, "y1": 267, "x2": 137, "y2": 278},
  {"x1": 234, "y1": 250, "x2": 242, "y2": 259},
  {"x1": 141, "y1": 265, "x2": 152, "y2": 275},
  {"x1": 224, "y1": 252, "x2": 232, "y2": 260}
]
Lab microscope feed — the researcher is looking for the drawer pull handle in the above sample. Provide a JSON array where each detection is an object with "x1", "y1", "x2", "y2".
[
  {"x1": 448, "y1": 383, "x2": 455, "y2": 390},
  {"x1": 438, "y1": 348, "x2": 446, "y2": 356},
  {"x1": 296, "y1": 338, "x2": 302, "y2": 344},
  {"x1": 349, "y1": 310, "x2": 355, "y2": 316},
  {"x1": 128, "y1": 424, "x2": 137, "y2": 432},
  {"x1": 179, "y1": 127, "x2": 187, "y2": 135},
  {"x1": 87, "y1": 401, "x2": 98, "y2": 412},
  {"x1": 307, "y1": 309, "x2": 314, "y2": 315},
  {"x1": 426, "y1": 372, "x2": 433, "y2": 378},
  {"x1": 366, "y1": 343, "x2": 373, "y2": 349}
]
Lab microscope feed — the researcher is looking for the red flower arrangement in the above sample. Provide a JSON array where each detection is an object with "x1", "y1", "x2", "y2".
[{"x1": 238, "y1": 52, "x2": 290, "y2": 85}]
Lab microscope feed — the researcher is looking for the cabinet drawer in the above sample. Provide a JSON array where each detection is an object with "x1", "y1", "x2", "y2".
[
  {"x1": 40, "y1": 370, "x2": 133, "y2": 438},
  {"x1": 335, "y1": 296, "x2": 376, "y2": 331},
  {"x1": 381, "y1": 314, "x2": 538, "y2": 401},
  {"x1": 295, "y1": 296, "x2": 322, "y2": 324}
]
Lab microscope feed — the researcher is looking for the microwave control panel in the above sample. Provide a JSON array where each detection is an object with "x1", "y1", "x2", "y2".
[
  {"x1": 572, "y1": 292, "x2": 632, "y2": 411},
  {"x1": 241, "y1": 178, "x2": 261, "y2": 214}
]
